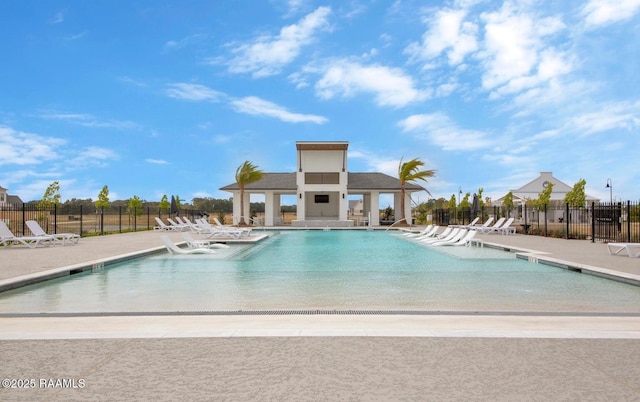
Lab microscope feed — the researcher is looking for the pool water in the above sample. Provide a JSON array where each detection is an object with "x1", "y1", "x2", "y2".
[{"x1": 1, "y1": 230, "x2": 639, "y2": 313}]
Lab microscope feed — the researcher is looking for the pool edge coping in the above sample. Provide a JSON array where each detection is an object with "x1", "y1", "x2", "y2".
[
  {"x1": 0, "y1": 246, "x2": 167, "y2": 293},
  {"x1": 482, "y1": 241, "x2": 640, "y2": 286}
]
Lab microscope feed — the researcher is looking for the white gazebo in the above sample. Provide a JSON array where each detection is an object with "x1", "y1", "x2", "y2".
[{"x1": 220, "y1": 141, "x2": 425, "y2": 227}]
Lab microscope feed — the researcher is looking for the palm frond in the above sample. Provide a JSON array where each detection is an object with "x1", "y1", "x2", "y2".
[
  {"x1": 398, "y1": 158, "x2": 434, "y2": 183},
  {"x1": 235, "y1": 160, "x2": 265, "y2": 185}
]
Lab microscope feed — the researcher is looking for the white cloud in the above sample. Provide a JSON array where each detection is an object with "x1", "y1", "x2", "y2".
[
  {"x1": 486, "y1": 148, "x2": 533, "y2": 163},
  {"x1": 565, "y1": 102, "x2": 640, "y2": 135},
  {"x1": 312, "y1": 59, "x2": 427, "y2": 107},
  {"x1": 349, "y1": 149, "x2": 400, "y2": 176},
  {"x1": 479, "y1": 3, "x2": 569, "y2": 97},
  {"x1": 117, "y1": 76, "x2": 147, "y2": 87},
  {"x1": 213, "y1": 135, "x2": 232, "y2": 144},
  {"x1": 342, "y1": 2, "x2": 368, "y2": 19},
  {"x1": 166, "y1": 83, "x2": 226, "y2": 102},
  {"x1": 349, "y1": 148, "x2": 440, "y2": 197},
  {"x1": 166, "y1": 84, "x2": 327, "y2": 124},
  {"x1": 163, "y1": 34, "x2": 204, "y2": 52},
  {"x1": 226, "y1": 6, "x2": 331, "y2": 77},
  {"x1": 581, "y1": 0, "x2": 640, "y2": 28},
  {"x1": 283, "y1": 0, "x2": 308, "y2": 17},
  {"x1": 507, "y1": 78, "x2": 590, "y2": 115},
  {"x1": 49, "y1": 12, "x2": 64, "y2": 24},
  {"x1": 145, "y1": 158, "x2": 169, "y2": 165},
  {"x1": 38, "y1": 112, "x2": 139, "y2": 130},
  {"x1": 230, "y1": 96, "x2": 328, "y2": 124},
  {"x1": 0, "y1": 126, "x2": 64, "y2": 165},
  {"x1": 398, "y1": 112, "x2": 492, "y2": 151},
  {"x1": 67, "y1": 146, "x2": 118, "y2": 169},
  {"x1": 288, "y1": 72, "x2": 310, "y2": 89},
  {"x1": 66, "y1": 31, "x2": 87, "y2": 41},
  {"x1": 405, "y1": 8, "x2": 478, "y2": 66},
  {"x1": 13, "y1": 179, "x2": 62, "y2": 203}
]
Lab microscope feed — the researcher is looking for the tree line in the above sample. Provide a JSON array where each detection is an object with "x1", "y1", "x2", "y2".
[{"x1": 26, "y1": 182, "x2": 297, "y2": 215}]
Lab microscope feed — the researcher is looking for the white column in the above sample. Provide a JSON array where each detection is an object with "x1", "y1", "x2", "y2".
[
  {"x1": 272, "y1": 194, "x2": 281, "y2": 226},
  {"x1": 296, "y1": 192, "x2": 305, "y2": 221},
  {"x1": 242, "y1": 193, "x2": 251, "y2": 224},
  {"x1": 369, "y1": 192, "x2": 380, "y2": 226},
  {"x1": 232, "y1": 191, "x2": 242, "y2": 224},
  {"x1": 393, "y1": 193, "x2": 402, "y2": 223},
  {"x1": 339, "y1": 192, "x2": 348, "y2": 220},
  {"x1": 361, "y1": 193, "x2": 370, "y2": 226},
  {"x1": 404, "y1": 192, "x2": 413, "y2": 225},
  {"x1": 264, "y1": 191, "x2": 274, "y2": 226}
]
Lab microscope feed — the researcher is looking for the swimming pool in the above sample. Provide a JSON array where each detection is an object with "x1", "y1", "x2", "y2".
[{"x1": 1, "y1": 230, "x2": 639, "y2": 314}]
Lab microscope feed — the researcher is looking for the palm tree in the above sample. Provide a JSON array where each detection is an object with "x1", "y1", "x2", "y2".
[
  {"x1": 398, "y1": 158, "x2": 436, "y2": 224},
  {"x1": 235, "y1": 160, "x2": 265, "y2": 226}
]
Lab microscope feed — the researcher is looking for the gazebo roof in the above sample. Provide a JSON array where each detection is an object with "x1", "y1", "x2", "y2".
[{"x1": 219, "y1": 172, "x2": 425, "y2": 192}]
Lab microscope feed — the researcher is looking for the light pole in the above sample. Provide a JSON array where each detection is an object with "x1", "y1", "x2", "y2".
[
  {"x1": 458, "y1": 187, "x2": 462, "y2": 225},
  {"x1": 605, "y1": 178, "x2": 613, "y2": 204}
]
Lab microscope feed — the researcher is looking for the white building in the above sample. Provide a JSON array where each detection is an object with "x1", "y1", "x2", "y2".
[
  {"x1": 220, "y1": 141, "x2": 425, "y2": 227},
  {"x1": 494, "y1": 172, "x2": 599, "y2": 222}
]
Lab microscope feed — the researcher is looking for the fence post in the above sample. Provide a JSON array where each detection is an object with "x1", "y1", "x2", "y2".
[
  {"x1": 22, "y1": 203, "x2": 26, "y2": 236},
  {"x1": 591, "y1": 201, "x2": 595, "y2": 243},
  {"x1": 119, "y1": 206, "x2": 122, "y2": 233},
  {"x1": 627, "y1": 201, "x2": 631, "y2": 243},
  {"x1": 53, "y1": 203, "x2": 57, "y2": 234},
  {"x1": 565, "y1": 203, "x2": 570, "y2": 239},
  {"x1": 80, "y1": 205, "x2": 84, "y2": 236},
  {"x1": 147, "y1": 207, "x2": 151, "y2": 231},
  {"x1": 523, "y1": 203, "x2": 528, "y2": 234},
  {"x1": 134, "y1": 207, "x2": 137, "y2": 232}
]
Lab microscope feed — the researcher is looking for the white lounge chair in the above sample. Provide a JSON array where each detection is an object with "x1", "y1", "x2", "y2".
[
  {"x1": 181, "y1": 232, "x2": 230, "y2": 249},
  {"x1": 474, "y1": 217, "x2": 494, "y2": 231},
  {"x1": 452, "y1": 217, "x2": 480, "y2": 229},
  {"x1": 196, "y1": 219, "x2": 243, "y2": 239},
  {"x1": 26, "y1": 220, "x2": 79, "y2": 245},
  {"x1": 421, "y1": 227, "x2": 461, "y2": 244},
  {"x1": 167, "y1": 218, "x2": 189, "y2": 231},
  {"x1": 418, "y1": 226, "x2": 452, "y2": 243},
  {"x1": 174, "y1": 217, "x2": 191, "y2": 230},
  {"x1": 403, "y1": 225, "x2": 433, "y2": 237},
  {"x1": 495, "y1": 217, "x2": 516, "y2": 235},
  {"x1": 214, "y1": 217, "x2": 251, "y2": 236},
  {"x1": 154, "y1": 217, "x2": 179, "y2": 231},
  {"x1": 161, "y1": 236, "x2": 216, "y2": 255},
  {"x1": 483, "y1": 217, "x2": 515, "y2": 235},
  {"x1": 413, "y1": 226, "x2": 440, "y2": 239},
  {"x1": 0, "y1": 221, "x2": 51, "y2": 248},
  {"x1": 183, "y1": 217, "x2": 212, "y2": 234},
  {"x1": 476, "y1": 217, "x2": 506, "y2": 234},
  {"x1": 182, "y1": 216, "x2": 206, "y2": 232},
  {"x1": 434, "y1": 229, "x2": 477, "y2": 247},
  {"x1": 431, "y1": 229, "x2": 468, "y2": 246},
  {"x1": 607, "y1": 243, "x2": 640, "y2": 258}
]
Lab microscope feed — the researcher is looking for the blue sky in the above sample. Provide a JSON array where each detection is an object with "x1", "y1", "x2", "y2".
[{"x1": 1, "y1": 0, "x2": 639, "y2": 205}]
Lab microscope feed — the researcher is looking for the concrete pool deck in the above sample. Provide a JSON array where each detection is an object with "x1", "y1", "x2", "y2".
[{"x1": 1, "y1": 229, "x2": 640, "y2": 400}]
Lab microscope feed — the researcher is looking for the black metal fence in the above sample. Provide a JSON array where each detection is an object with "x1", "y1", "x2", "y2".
[
  {"x1": 432, "y1": 201, "x2": 639, "y2": 243},
  {"x1": 0, "y1": 203, "x2": 205, "y2": 237}
]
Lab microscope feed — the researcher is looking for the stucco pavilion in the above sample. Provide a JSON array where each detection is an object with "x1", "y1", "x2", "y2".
[{"x1": 220, "y1": 141, "x2": 424, "y2": 227}]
